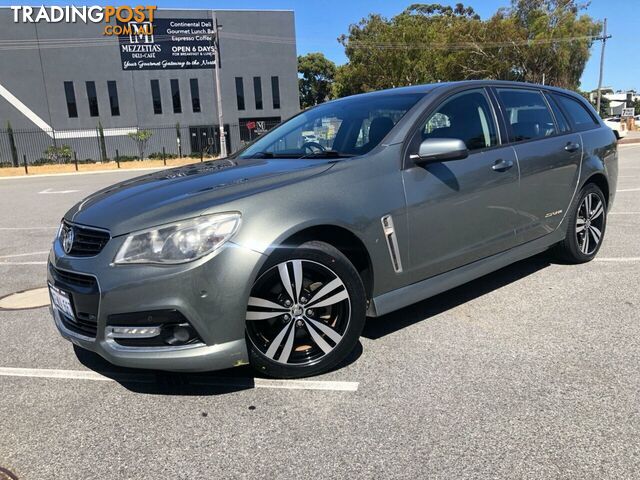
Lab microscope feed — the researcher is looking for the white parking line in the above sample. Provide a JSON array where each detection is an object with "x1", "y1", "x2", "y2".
[
  {"x1": 617, "y1": 188, "x2": 640, "y2": 192},
  {"x1": 38, "y1": 188, "x2": 81, "y2": 194},
  {"x1": 0, "y1": 261, "x2": 47, "y2": 266},
  {"x1": 0, "y1": 367, "x2": 360, "y2": 392},
  {"x1": 0, "y1": 251, "x2": 49, "y2": 259},
  {"x1": 0, "y1": 227, "x2": 57, "y2": 230},
  {"x1": 595, "y1": 257, "x2": 640, "y2": 262},
  {"x1": 609, "y1": 212, "x2": 640, "y2": 215}
]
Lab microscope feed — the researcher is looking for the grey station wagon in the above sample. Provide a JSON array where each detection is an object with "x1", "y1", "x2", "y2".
[{"x1": 48, "y1": 81, "x2": 618, "y2": 378}]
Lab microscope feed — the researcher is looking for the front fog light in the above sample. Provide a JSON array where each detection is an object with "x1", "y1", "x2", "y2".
[{"x1": 106, "y1": 326, "x2": 161, "y2": 338}]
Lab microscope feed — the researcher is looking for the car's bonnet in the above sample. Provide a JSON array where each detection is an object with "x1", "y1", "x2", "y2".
[{"x1": 65, "y1": 157, "x2": 336, "y2": 237}]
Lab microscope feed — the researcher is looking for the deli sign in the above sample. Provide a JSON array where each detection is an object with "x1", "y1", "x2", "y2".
[{"x1": 118, "y1": 18, "x2": 216, "y2": 70}]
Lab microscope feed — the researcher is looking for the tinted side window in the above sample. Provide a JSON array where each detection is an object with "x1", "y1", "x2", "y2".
[
  {"x1": 553, "y1": 94, "x2": 599, "y2": 130},
  {"x1": 544, "y1": 93, "x2": 569, "y2": 133},
  {"x1": 418, "y1": 89, "x2": 498, "y2": 151},
  {"x1": 497, "y1": 89, "x2": 556, "y2": 141}
]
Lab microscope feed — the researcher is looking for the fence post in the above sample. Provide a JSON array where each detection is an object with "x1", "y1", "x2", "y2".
[
  {"x1": 116, "y1": 149, "x2": 120, "y2": 169},
  {"x1": 200, "y1": 149, "x2": 204, "y2": 163},
  {"x1": 74, "y1": 151, "x2": 79, "y2": 171},
  {"x1": 23, "y1": 154, "x2": 28, "y2": 175},
  {"x1": 162, "y1": 146, "x2": 166, "y2": 166}
]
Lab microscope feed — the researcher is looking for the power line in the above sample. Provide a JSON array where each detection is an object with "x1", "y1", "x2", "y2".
[{"x1": 344, "y1": 35, "x2": 601, "y2": 51}]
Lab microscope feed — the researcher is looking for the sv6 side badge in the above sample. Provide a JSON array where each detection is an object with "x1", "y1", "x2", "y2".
[{"x1": 544, "y1": 209, "x2": 563, "y2": 218}]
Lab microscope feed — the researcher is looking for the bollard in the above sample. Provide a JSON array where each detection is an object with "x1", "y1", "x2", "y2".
[
  {"x1": 200, "y1": 149, "x2": 204, "y2": 162},
  {"x1": 74, "y1": 151, "x2": 79, "y2": 171},
  {"x1": 162, "y1": 146, "x2": 166, "y2": 166},
  {"x1": 116, "y1": 149, "x2": 120, "y2": 169},
  {"x1": 23, "y1": 154, "x2": 28, "y2": 175}
]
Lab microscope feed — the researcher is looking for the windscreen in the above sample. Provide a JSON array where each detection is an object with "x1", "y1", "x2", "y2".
[{"x1": 238, "y1": 93, "x2": 425, "y2": 159}]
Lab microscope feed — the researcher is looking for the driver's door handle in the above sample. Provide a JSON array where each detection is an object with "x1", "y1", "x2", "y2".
[
  {"x1": 565, "y1": 142, "x2": 581, "y2": 153},
  {"x1": 492, "y1": 159, "x2": 514, "y2": 172}
]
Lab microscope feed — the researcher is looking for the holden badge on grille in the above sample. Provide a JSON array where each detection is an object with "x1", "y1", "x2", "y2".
[{"x1": 61, "y1": 225, "x2": 74, "y2": 254}]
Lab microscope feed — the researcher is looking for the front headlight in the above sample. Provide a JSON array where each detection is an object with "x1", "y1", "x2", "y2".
[{"x1": 113, "y1": 212, "x2": 241, "y2": 265}]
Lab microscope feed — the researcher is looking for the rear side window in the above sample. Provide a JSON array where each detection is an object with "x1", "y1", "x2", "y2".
[
  {"x1": 418, "y1": 89, "x2": 498, "y2": 151},
  {"x1": 497, "y1": 88, "x2": 556, "y2": 142},
  {"x1": 544, "y1": 93, "x2": 570, "y2": 133},
  {"x1": 552, "y1": 94, "x2": 599, "y2": 130}
]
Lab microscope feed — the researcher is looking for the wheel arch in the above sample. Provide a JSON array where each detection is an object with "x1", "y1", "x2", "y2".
[
  {"x1": 583, "y1": 172, "x2": 610, "y2": 208},
  {"x1": 267, "y1": 224, "x2": 375, "y2": 300}
]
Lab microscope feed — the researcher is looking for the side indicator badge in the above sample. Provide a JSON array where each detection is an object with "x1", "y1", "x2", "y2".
[{"x1": 381, "y1": 215, "x2": 403, "y2": 273}]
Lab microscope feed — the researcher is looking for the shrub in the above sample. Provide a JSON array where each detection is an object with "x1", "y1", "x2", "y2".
[
  {"x1": 43, "y1": 144, "x2": 72, "y2": 164},
  {"x1": 149, "y1": 151, "x2": 178, "y2": 160}
]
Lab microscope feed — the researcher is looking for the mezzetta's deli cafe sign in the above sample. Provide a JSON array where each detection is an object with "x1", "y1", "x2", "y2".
[{"x1": 118, "y1": 18, "x2": 217, "y2": 70}]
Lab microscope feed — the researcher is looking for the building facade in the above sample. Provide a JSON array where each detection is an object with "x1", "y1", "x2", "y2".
[
  {"x1": 0, "y1": 8, "x2": 299, "y2": 163},
  {"x1": 589, "y1": 88, "x2": 639, "y2": 116}
]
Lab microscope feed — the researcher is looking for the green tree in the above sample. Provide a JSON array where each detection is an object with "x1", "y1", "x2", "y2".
[
  {"x1": 7, "y1": 122, "x2": 19, "y2": 167},
  {"x1": 333, "y1": 1, "x2": 601, "y2": 96},
  {"x1": 128, "y1": 129, "x2": 153, "y2": 160},
  {"x1": 298, "y1": 53, "x2": 337, "y2": 108},
  {"x1": 98, "y1": 122, "x2": 108, "y2": 162},
  {"x1": 503, "y1": 0, "x2": 602, "y2": 88}
]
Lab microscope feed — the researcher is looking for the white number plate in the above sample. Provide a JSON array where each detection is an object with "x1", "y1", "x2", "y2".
[{"x1": 49, "y1": 284, "x2": 74, "y2": 319}]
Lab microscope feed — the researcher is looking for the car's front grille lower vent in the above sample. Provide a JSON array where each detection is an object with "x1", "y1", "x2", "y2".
[{"x1": 50, "y1": 265, "x2": 98, "y2": 290}]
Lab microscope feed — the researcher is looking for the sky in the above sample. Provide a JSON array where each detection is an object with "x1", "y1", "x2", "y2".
[{"x1": 3, "y1": 0, "x2": 638, "y2": 91}]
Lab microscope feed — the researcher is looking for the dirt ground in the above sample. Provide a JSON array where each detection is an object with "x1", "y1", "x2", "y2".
[{"x1": 0, "y1": 157, "x2": 215, "y2": 177}]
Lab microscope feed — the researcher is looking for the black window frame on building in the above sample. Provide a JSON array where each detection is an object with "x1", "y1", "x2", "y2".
[
  {"x1": 107, "y1": 80, "x2": 120, "y2": 116},
  {"x1": 170, "y1": 79, "x2": 182, "y2": 114},
  {"x1": 235, "y1": 77, "x2": 245, "y2": 111},
  {"x1": 150, "y1": 79, "x2": 162, "y2": 115},
  {"x1": 271, "y1": 76, "x2": 280, "y2": 109},
  {"x1": 64, "y1": 81, "x2": 78, "y2": 118},
  {"x1": 253, "y1": 76, "x2": 263, "y2": 110},
  {"x1": 189, "y1": 78, "x2": 201, "y2": 113},
  {"x1": 85, "y1": 81, "x2": 99, "y2": 117}
]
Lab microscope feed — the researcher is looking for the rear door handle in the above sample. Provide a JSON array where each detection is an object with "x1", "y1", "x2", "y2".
[
  {"x1": 492, "y1": 159, "x2": 514, "y2": 172},
  {"x1": 565, "y1": 142, "x2": 581, "y2": 153}
]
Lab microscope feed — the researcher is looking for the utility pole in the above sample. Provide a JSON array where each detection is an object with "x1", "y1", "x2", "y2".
[
  {"x1": 212, "y1": 13, "x2": 227, "y2": 158},
  {"x1": 596, "y1": 18, "x2": 611, "y2": 116}
]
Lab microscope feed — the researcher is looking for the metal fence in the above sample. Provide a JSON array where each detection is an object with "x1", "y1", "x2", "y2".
[{"x1": 0, "y1": 120, "x2": 280, "y2": 167}]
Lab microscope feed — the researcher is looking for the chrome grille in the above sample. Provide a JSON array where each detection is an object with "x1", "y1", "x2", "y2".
[{"x1": 62, "y1": 222, "x2": 110, "y2": 257}]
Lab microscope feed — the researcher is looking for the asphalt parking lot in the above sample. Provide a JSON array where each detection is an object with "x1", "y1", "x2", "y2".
[{"x1": 1, "y1": 147, "x2": 639, "y2": 479}]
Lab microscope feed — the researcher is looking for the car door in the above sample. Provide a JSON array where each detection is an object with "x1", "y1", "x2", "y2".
[
  {"x1": 401, "y1": 88, "x2": 520, "y2": 283},
  {"x1": 493, "y1": 88, "x2": 583, "y2": 244}
]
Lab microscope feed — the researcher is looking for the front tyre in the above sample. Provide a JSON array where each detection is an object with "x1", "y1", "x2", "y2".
[
  {"x1": 555, "y1": 183, "x2": 607, "y2": 263},
  {"x1": 245, "y1": 241, "x2": 366, "y2": 379}
]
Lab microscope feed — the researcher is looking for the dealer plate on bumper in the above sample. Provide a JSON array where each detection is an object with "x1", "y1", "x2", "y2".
[{"x1": 49, "y1": 284, "x2": 75, "y2": 320}]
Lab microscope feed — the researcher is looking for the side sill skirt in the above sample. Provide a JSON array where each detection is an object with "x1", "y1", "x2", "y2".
[{"x1": 370, "y1": 229, "x2": 564, "y2": 317}]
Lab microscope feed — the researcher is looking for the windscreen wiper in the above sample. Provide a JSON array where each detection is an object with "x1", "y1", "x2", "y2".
[{"x1": 299, "y1": 150, "x2": 355, "y2": 159}]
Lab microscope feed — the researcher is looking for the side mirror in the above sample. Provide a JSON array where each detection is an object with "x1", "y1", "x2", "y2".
[{"x1": 412, "y1": 138, "x2": 468, "y2": 165}]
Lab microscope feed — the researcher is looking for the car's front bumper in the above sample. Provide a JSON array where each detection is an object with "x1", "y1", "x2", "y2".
[{"x1": 48, "y1": 233, "x2": 266, "y2": 372}]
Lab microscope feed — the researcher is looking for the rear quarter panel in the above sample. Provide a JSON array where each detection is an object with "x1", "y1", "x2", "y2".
[{"x1": 579, "y1": 126, "x2": 618, "y2": 207}]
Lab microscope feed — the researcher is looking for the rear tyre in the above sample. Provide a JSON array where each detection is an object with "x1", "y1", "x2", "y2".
[
  {"x1": 554, "y1": 183, "x2": 607, "y2": 263},
  {"x1": 245, "y1": 241, "x2": 366, "y2": 379}
]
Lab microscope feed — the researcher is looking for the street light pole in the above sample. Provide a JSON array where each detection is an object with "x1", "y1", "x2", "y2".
[
  {"x1": 596, "y1": 18, "x2": 611, "y2": 116},
  {"x1": 212, "y1": 12, "x2": 227, "y2": 157}
]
